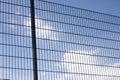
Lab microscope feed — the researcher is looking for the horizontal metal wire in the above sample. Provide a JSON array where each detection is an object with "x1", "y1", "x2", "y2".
[
  {"x1": 37, "y1": 48, "x2": 120, "y2": 60},
  {"x1": 0, "y1": 54, "x2": 120, "y2": 69},
  {"x1": 35, "y1": 28, "x2": 120, "y2": 42},
  {"x1": 0, "y1": 43, "x2": 120, "y2": 60},
  {"x1": 0, "y1": 66, "x2": 120, "y2": 78},
  {"x1": 1, "y1": 33, "x2": 120, "y2": 51},
  {"x1": 1, "y1": 11, "x2": 120, "y2": 35},
  {"x1": 0, "y1": 66, "x2": 32, "y2": 71},
  {"x1": 0, "y1": 1, "x2": 30, "y2": 8},
  {"x1": 36, "y1": 17, "x2": 120, "y2": 34},
  {"x1": 1, "y1": 25, "x2": 120, "y2": 44},
  {"x1": 36, "y1": 38, "x2": 120, "y2": 50},
  {"x1": 1, "y1": 0, "x2": 120, "y2": 26},
  {"x1": 0, "y1": 11, "x2": 30, "y2": 18},
  {"x1": 0, "y1": 0, "x2": 120, "y2": 25},
  {"x1": 1, "y1": 21, "x2": 120, "y2": 43},
  {"x1": 35, "y1": 17, "x2": 120, "y2": 33},
  {"x1": 38, "y1": 70, "x2": 120, "y2": 78},
  {"x1": 39, "y1": 0, "x2": 120, "y2": 19},
  {"x1": 35, "y1": 7, "x2": 120, "y2": 26}
]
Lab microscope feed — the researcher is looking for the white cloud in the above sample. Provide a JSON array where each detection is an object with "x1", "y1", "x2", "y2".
[
  {"x1": 24, "y1": 18, "x2": 58, "y2": 40},
  {"x1": 57, "y1": 50, "x2": 120, "y2": 80}
]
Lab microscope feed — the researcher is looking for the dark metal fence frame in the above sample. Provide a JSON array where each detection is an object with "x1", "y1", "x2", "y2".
[{"x1": 30, "y1": 0, "x2": 38, "y2": 80}]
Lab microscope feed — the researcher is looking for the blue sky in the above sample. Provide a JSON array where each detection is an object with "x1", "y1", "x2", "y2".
[{"x1": 0, "y1": 0, "x2": 120, "y2": 80}]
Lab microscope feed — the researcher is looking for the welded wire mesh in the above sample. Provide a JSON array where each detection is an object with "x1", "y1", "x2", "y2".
[
  {"x1": 0, "y1": 0, "x2": 120, "y2": 80},
  {"x1": 0, "y1": 0, "x2": 33, "y2": 80}
]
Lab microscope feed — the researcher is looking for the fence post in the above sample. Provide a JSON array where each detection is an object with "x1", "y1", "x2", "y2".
[{"x1": 30, "y1": 0, "x2": 38, "y2": 80}]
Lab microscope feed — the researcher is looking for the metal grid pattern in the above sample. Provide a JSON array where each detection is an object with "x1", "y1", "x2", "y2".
[
  {"x1": 0, "y1": 0, "x2": 120, "y2": 80},
  {"x1": 0, "y1": 0, "x2": 33, "y2": 80}
]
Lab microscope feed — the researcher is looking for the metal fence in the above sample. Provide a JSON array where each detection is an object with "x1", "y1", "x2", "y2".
[{"x1": 0, "y1": 0, "x2": 120, "y2": 80}]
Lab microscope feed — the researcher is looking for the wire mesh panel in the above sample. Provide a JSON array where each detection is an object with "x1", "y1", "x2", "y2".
[
  {"x1": 35, "y1": 0, "x2": 120, "y2": 80},
  {"x1": 0, "y1": 0, "x2": 120, "y2": 80},
  {"x1": 0, "y1": 0, "x2": 33, "y2": 80}
]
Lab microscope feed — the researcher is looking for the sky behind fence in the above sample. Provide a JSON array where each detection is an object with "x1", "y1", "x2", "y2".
[{"x1": 0, "y1": 0, "x2": 120, "y2": 80}]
